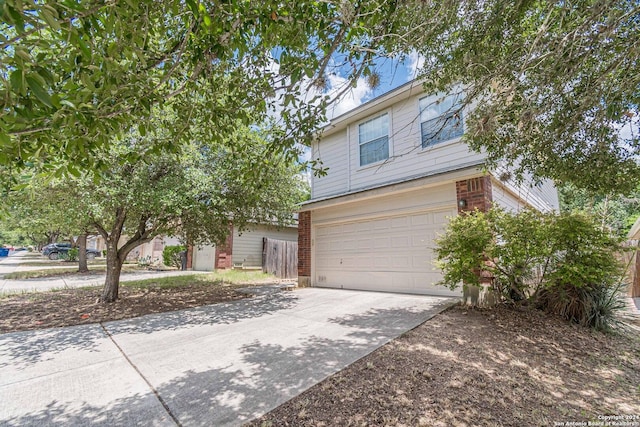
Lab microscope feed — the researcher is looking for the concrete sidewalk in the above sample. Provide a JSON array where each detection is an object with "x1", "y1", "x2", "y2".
[
  {"x1": 0, "y1": 252, "x2": 209, "y2": 294},
  {"x1": 0, "y1": 287, "x2": 454, "y2": 426}
]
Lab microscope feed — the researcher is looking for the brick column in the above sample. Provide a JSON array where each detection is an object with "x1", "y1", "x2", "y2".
[
  {"x1": 215, "y1": 223, "x2": 234, "y2": 270},
  {"x1": 455, "y1": 176, "x2": 496, "y2": 306},
  {"x1": 456, "y1": 176, "x2": 493, "y2": 213},
  {"x1": 298, "y1": 211, "x2": 311, "y2": 287}
]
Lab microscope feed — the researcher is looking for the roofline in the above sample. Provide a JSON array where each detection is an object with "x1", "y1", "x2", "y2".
[
  {"x1": 299, "y1": 161, "x2": 485, "y2": 211},
  {"x1": 321, "y1": 79, "x2": 425, "y2": 138}
]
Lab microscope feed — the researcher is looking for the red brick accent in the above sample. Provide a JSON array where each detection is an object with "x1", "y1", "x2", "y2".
[
  {"x1": 298, "y1": 211, "x2": 311, "y2": 278},
  {"x1": 215, "y1": 223, "x2": 234, "y2": 269},
  {"x1": 456, "y1": 176, "x2": 493, "y2": 213}
]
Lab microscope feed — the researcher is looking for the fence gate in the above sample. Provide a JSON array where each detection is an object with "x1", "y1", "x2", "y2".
[{"x1": 262, "y1": 238, "x2": 298, "y2": 279}]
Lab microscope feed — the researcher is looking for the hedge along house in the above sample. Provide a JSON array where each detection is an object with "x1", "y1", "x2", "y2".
[{"x1": 298, "y1": 81, "x2": 559, "y2": 296}]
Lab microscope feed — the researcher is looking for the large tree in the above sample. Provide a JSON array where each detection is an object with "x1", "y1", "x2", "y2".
[
  {"x1": 62, "y1": 123, "x2": 306, "y2": 302},
  {"x1": 559, "y1": 183, "x2": 640, "y2": 237},
  {"x1": 392, "y1": 0, "x2": 639, "y2": 194},
  {"x1": 0, "y1": 0, "x2": 402, "y2": 186}
]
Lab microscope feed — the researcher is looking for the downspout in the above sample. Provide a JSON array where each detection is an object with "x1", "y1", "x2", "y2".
[{"x1": 347, "y1": 124, "x2": 351, "y2": 192}]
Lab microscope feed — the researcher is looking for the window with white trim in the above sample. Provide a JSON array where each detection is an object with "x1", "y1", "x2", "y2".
[
  {"x1": 358, "y1": 113, "x2": 389, "y2": 166},
  {"x1": 419, "y1": 94, "x2": 463, "y2": 148}
]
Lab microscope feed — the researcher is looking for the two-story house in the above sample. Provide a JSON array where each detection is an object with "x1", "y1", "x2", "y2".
[{"x1": 298, "y1": 81, "x2": 559, "y2": 296}]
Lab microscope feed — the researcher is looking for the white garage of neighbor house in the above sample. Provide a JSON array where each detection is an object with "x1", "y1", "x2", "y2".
[
  {"x1": 298, "y1": 81, "x2": 559, "y2": 296},
  {"x1": 191, "y1": 223, "x2": 298, "y2": 272}
]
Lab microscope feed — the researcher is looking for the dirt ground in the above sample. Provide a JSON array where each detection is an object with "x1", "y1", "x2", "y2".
[
  {"x1": 0, "y1": 281, "x2": 254, "y2": 333},
  {"x1": 1, "y1": 278, "x2": 639, "y2": 426},
  {"x1": 249, "y1": 305, "x2": 640, "y2": 427}
]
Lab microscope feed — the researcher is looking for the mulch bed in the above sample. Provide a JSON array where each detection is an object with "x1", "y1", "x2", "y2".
[{"x1": 0, "y1": 282, "x2": 251, "y2": 333}]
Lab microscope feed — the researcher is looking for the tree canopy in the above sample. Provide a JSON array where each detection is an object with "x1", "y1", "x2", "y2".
[
  {"x1": 3, "y1": 1, "x2": 638, "y2": 194},
  {"x1": 4, "y1": 118, "x2": 307, "y2": 301},
  {"x1": 394, "y1": 0, "x2": 639, "y2": 194},
  {"x1": 0, "y1": 0, "x2": 402, "y2": 185}
]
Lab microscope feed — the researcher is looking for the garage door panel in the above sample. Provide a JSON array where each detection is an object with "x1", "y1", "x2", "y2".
[
  {"x1": 317, "y1": 270, "x2": 459, "y2": 296},
  {"x1": 314, "y1": 202, "x2": 460, "y2": 296},
  {"x1": 391, "y1": 217, "x2": 408, "y2": 228}
]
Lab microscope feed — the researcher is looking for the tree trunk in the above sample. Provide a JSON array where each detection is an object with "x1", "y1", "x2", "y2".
[
  {"x1": 77, "y1": 233, "x2": 89, "y2": 273},
  {"x1": 100, "y1": 244, "x2": 123, "y2": 303}
]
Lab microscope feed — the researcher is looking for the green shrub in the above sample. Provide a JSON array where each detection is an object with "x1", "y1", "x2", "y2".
[
  {"x1": 162, "y1": 245, "x2": 186, "y2": 269},
  {"x1": 536, "y1": 282, "x2": 627, "y2": 331},
  {"x1": 435, "y1": 207, "x2": 628, "y2": 329},
  {"x1": 62, "y1": 247, "x2": 79, "y2": 261}
]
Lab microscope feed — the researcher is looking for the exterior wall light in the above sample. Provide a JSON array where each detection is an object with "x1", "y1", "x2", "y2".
[{"x1": 458, "y1": 199, "x2": 467, "y2": 208}]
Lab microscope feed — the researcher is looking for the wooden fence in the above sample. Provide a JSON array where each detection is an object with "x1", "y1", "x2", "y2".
[{"x1": 262, "y1": 237, "x2": 298, "y2": 279}]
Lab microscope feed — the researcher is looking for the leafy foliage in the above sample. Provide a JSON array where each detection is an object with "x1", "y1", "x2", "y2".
[
  {"x1": 73, "y1": 121, "x2": 305, "y2": 301},
  {"x1": 0, "y1": 0, "x2": 404, "y2": 185},
  {"x1": 66, "y1": 247, "x2": 79, "y2": 262},
  {"x1": 559, "y1": 183, "x2": 640, "y2": 237},
  {"x1": 435, "y1": 207, "x2": 627, "y2": 329},
  {"x1": 394, "y1": 0, "x2": 640, "y2": 193},
  {"x1": 163, "y1": 245, "x2": 186, "y2": 269}
]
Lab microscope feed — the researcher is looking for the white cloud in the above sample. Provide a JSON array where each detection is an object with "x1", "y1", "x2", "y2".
[
  {"x1": 407, "y1": 51, "x2": 425, "y2": 81},
  {"x1": 265, "y1": 55, "x2": 373, "y2": 122},
  {"x1": 324, "y1": 74, "x2": 372, "y2": 119}
]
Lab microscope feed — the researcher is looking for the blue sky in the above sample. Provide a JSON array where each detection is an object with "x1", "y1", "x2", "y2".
[{"x1": 321, "y1": 53, "x2": 422, "y2": 119}]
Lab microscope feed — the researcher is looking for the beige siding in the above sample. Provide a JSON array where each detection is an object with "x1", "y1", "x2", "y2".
[
  {"x1": 492, "y1": 165, "x2": 559, "y2": 212},
  {"x1": 311, "y1": 130, "x2": 349, "y2": 199},
  {"x1": 492, "y1": 181, "x2": 528, "y2": 212},
  {"x1": 313, "y1": 183, "x2": 456, "y2": 225},
  {"x1": 233, "y1": 225, "x2": 298, "y2": 268},
  {"x1": 312, "y1": 92, "x2": 486, "y2": 199}
]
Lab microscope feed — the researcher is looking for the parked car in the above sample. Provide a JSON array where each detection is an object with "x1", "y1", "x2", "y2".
[
  {"x1": 42, "y1": 243, "x2": 71, "y2": 256},
  {"x1": 42, "y1": 243, "x2": 100, "y2": 260}
]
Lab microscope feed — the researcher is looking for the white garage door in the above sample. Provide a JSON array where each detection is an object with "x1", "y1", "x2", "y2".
[
  {"x1": 192, "y1": 245, "x2": 216, "y2": 271},
  {"x1": 314, "y1": 206, "x2": 459, "y2": 296}
]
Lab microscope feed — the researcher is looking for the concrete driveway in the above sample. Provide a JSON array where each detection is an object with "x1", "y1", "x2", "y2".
[{"x1": 0, "y1": 287, "x2": 454, "y2": 426}]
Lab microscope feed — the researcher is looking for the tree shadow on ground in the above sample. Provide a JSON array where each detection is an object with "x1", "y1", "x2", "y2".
[
  {"x1": 0, "y1": 324, "x2": 108, "y2": 368},
  {"x1": 2, "y1": 300, "x2": 440, "y2": 427},
  {"x1": 104, "y1": 286, "x2": 298, "y2": 335},
  {"x1": 0, "y1": 287, "x2": 296, "y2": 368},
  {"x1": 1, "y1": 389, "x2": 176, "y2": 427},
  {"x1": 252, "y1": 307, "x2": 640, "y2": 427}
]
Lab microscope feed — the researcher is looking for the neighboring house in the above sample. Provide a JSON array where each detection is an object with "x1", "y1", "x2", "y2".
[
  {"x1": 191, "y1": 223, "x2": 298, "y2": 272},
  {"x1": 88, "y1": 235, "x2": 182, "y2": 264},
  {"x1": 298, "y1": 81, "x2": 559, "y2": 296}
]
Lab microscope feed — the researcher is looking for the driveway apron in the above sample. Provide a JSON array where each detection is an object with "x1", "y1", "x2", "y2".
[{"x1": 0, "y1": 287, "x2": 454, "y2": 426}]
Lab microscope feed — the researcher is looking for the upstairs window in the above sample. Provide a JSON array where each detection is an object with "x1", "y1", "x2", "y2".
[
  {"x1": 359, "y1": 113, "x2": 389, "y2": 166},
  {"x1": 420, "y1": 94, "x2": 463, "y2": 148}
]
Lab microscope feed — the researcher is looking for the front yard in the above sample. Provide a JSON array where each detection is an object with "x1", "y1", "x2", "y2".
[{"x1": 1, "y1": 266, "x2": 638, "y2": 426}]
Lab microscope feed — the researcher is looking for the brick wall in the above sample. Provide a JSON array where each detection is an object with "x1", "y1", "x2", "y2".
[
  {"x1": 215, "y1": 223, "x2": 234, "y2": 269},
  {"x1": 298, "y1": 211, "x2": 311, "y2": 286},
  {"x1": 456, "y1": 176, "x2": 493, "y2": 213}
]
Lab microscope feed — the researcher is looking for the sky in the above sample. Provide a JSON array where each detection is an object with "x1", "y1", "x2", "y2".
[
  {"x1": 291, "y1": 52, "x2": 425, "y2": 167},
  {"x1": 323, "y1": 52, "x2": 423, "y2": 119}
]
